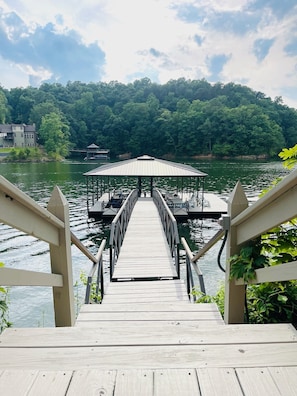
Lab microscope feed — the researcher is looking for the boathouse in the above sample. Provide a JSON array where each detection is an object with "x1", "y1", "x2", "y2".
[
  {"x1": 84, "y1": 143, "x2": 110, "y2": 160},
  {"x1": 84, "y1": 154, "x2": 227, "y2": 219}
]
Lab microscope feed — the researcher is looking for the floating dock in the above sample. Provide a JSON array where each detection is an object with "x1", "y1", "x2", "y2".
[{"x1": 88, "y1": 191, "x2": 227, "y2": 220}]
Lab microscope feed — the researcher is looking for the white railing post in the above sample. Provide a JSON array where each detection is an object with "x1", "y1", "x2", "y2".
[
  {"x1": 47, "y1": 186, "x2": 75, "y2": 327},
  {"x1": 224, "y1": 181, "x2": 249, "y2": 324}
]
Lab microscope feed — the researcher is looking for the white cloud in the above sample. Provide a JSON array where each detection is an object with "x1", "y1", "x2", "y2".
[
  {"x1": 0, "y1": 0, "x2": 297, "y2": 108},
  {"x1": 0, "y1": 56, "x2": 29, "y2": 87}
]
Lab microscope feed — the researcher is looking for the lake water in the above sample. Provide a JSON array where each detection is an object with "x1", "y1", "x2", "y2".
[{"x1": 0, "y1": 159, "x2": 289, "y2": 327}]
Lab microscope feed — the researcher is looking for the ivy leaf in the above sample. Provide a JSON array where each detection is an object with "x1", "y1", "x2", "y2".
[{"x1": 277, "y1": 295, "x2": 288, "y2": 304}]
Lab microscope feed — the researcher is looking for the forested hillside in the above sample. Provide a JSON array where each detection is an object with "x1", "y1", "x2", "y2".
[{"x1": 1, "y1": 78, "x2": 297, "y2": 159}]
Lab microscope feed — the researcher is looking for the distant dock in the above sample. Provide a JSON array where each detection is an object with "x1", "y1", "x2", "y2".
[{"x1": 85, "y1": 155, "x2": 227, "y2": 221}]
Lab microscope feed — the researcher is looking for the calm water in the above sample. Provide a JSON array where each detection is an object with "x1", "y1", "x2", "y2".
[{"x1": 0, "y1": 159, "x2": 288, "y2": 327}]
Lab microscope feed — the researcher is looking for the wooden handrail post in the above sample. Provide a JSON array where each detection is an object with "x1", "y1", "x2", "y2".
[
  {"x1": 224, "y1": 181, "x2": 248, "y2": 324},
  {"x1": 47, "y1": 186, "x2": 75, "y2": 327}
]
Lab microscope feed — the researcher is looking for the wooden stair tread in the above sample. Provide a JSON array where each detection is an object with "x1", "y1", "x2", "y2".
[{"x1": 1, "y1": 323, "x2": 295, "y2": 347}]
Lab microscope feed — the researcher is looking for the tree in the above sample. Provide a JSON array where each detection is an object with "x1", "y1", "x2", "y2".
[
  {"x1": 2, "y1": 78, "x2": 297, "y2": 159},
  {"x1": 29, "y1": 101, "x2": 60, "y2": 130},
  {"x1": 0, "y1": 89, "x2": 9, "y2": 123},
  {"x1": 39, "y1": 112, "x2": 70, "y2": 159}
]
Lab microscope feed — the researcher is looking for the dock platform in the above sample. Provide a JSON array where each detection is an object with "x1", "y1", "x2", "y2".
[{"x1": 88, "y1": 192, "x2": 227, "y2": 220}]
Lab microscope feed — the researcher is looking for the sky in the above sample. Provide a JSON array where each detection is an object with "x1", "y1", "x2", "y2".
[{"x1": 0, "y1": 0, "x2": 297, "y2": 108}]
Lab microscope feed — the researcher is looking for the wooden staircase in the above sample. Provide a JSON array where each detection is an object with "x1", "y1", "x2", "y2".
[
  {"x1": 0, "y1": 294, "x2": 296, "y2": 395},
  {"x1": 1, "y1": 193, "x2": 297, "y2": 394}
]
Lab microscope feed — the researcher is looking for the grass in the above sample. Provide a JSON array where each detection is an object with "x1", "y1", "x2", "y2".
[{"x1": 0, "y1": 148, "x2": 14, "y2": 153}]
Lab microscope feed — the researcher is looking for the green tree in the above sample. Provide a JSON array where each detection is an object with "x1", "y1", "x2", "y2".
[
  {"x1": 39, "y1": 112, "x2": 70, "y2": 159},
  {"x1": 29, "y1": 101, "x2": 60, "y2": 130},
  {"x1": 0, "y1": 89, "x2": 9, "y2": 123}
]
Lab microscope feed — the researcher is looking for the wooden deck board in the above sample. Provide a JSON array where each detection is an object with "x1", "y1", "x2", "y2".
[
  {"x1": 79, "y1": 302, "x2": 221, "y2": 312},
  {"x1": 114, "y1": 370, "x2": 153, "y2": 396},
  {"x1": 1, "y1": 344, "x2": 297, "y2": 370},
  {"x1": 0, "y1": 370, "x2": 37, "y2": 395},
  {"x1": 1, "y1": 324, "x2": 295, "y2": 347},
  {"x1": 268, "y1": 367, "x2": 297, "y2": 395},
  {"x1": 1, "y1": 367, "x2": 296, "y2": 396},
  {"x1": 154, "y1": 369, "x2": 200, "y2": 395},
  {"x1": 75, "y1": 310, "x2": 223, "y2": 321},
  {"x1": 103, "y1": 280, "x2": 189, "y2": 303},
  {"x1": 105, "y1": 280, "x2": 187, "y2": 293},
  {"x1": 196, "y1": 368, "x2": 243, "y2": 396},
  {"x1": 235, "y1": 367, "x2": 282, "y2": 396},
  {"x1": 67, "y1": 370, "x2": 116, "y2": 396},
  {"x1": 27, "y1": 371, "x2": 73, "y2": 396}
]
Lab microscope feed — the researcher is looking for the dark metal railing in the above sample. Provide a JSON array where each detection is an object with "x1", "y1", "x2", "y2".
[
  {"x1": 85, "y1": 239, "x2": 106, "y2": 303},
  {"x1": 109, "y1": 189, "x2": 138, "y2": 280},
  {"x1": 152, "y1": 188, "x2": 180, "y2": 277},
  {"x1": 181, "y1": 237, "x2": 206, "y2": 301}
]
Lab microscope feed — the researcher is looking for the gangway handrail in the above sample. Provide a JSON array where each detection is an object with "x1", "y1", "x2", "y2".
[
  {"x1": 109, "y1": 189, "x2": 138, "y2": 279},
  {"x1": 152, "y1": 188, "x2": 180, "y2": 277},
  {"x1": 181, "y1": 237, "x2": 206, "y2": 301},
  {"x1": 84, "y1": 239, "x2": 106, "y2": 303}
]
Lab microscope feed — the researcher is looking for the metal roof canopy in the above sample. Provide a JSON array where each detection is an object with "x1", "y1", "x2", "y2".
[{"x1": 84, "y1": 155, "x2": 207, "y2": 178}]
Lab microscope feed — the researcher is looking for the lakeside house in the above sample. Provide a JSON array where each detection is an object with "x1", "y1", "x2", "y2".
[{"x1": 0, "y1": 123, "x2": 37, "y2": 148}]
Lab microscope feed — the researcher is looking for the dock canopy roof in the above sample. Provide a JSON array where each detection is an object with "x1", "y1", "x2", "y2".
[{"x1": 84, "y1": 155, "x2": 207, "y2": 178}]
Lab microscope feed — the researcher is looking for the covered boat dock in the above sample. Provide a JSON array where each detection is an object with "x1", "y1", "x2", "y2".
[{"x1": 84, "y1": 155, "x2": 227, "y2": 220}]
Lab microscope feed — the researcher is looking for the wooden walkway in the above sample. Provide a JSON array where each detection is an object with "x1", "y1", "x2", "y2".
[
  {"x1": 112, "y1": 198, "x2": 177, "y2": 280},
  {"x1": 0, "y1": 197, "x2": 297, "y2": 395}
]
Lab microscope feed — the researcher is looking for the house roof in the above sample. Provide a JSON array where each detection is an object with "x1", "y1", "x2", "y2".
[
  {"x1": 84, "y1": 155, "x2": 207, "y2": 178},
  {"x1": 0, "y1": 125, "x2": 12, "y2": 132},
  {"x1": 0, "y1": 124, "x2": 36, "y2": 132},
  {"x1": 87, "y1": 143, "x2": 99, "y2": 149}
]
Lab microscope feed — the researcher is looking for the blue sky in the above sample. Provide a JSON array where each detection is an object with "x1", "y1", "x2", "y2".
[{"x1": 0, "y1": 0, "x2": 297, "y2": 108}]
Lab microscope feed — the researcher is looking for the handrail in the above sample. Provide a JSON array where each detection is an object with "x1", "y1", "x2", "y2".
[
  {"x1": 192, "y1": 229, "x2": 224, "y2": 263},
  {"x1": 231, "y1": 169, "x2": 297, "y2": 245},
  {"x1": 85, "y1": 239, "x2": 106, "y2": 303},
  {"x1": 109, "y1": 189, "x2": 138, "y2": 279},
  {"x1": 152, "y1": 188, "x2": 180, "y2": 277},
  {"x1": 71, "y1": 232, "x2": 98, "y2": 264},
  {"x1": 0, "y1": 175, "x2": 107, "y2": 326},
  {"x1": 0, "y1": 175, "x2": 65, "y2": 230},
  {"x1": 225, "y1": 167, "x2": 297, "y2": 324},
  {"x1": 181, "y1": 237, "x2": 206, "y2": 301}
]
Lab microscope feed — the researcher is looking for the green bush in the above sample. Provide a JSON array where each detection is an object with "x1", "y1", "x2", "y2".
[
  {"x1": 0, "y1": 263, "x2": 12, "y2": 333},
  {"x1": 194, "y1": 144, "x2": 297, "y2": 328},
  {"x1": 194, "y1": 280, "x2": 297, "y2": 328}
]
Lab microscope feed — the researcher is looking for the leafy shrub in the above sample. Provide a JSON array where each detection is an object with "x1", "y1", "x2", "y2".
[
  {"x1": 194, "y1": 280, "x2": 297, "y2": 328},
  {"x1": 194, "y1": 144, "x2": 297, "y2": 328},
  {"x1": 0, "y1": 263, "x2": 12, "y2": 333}
]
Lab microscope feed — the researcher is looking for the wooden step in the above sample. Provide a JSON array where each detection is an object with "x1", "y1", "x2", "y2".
[
  {"x1": 76, "y1": 302, "x2": 224, "y2": 325},
  {"x1": 79, "y1": 302, "x2": 221, "y2": 312},
  {"x1": 1, "y1": 324, "x2": 295, "y2": 348},
  {"x1": 105, "y1": 279, "x2": 189, "y2": 303},
  {"x1": 0, "y1": 323, "x2": 296, "y2": 371},
  {"x1": 0, "y1": 340, "x2": 296, "y2": 371}
]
